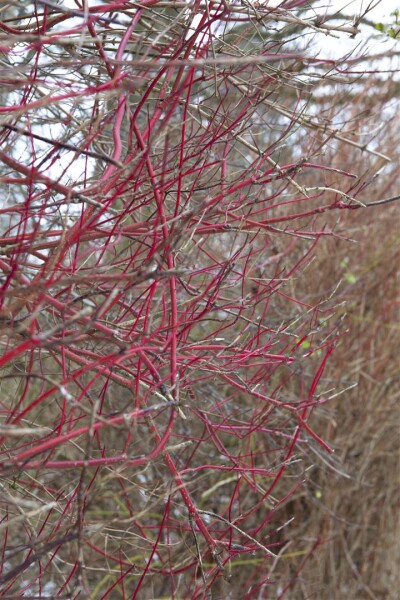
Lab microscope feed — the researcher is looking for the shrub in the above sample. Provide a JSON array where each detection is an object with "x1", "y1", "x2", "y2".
[{"x1": 0, "y1": 1, "x2": 398, "y2": 597}]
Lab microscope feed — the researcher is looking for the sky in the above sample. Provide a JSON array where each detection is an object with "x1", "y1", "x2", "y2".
[
  {"x1": 267, "y1": 0, "x2": 398, "y2": 18},
  {"x1": 330, "y1": 0, "x2": 398, "y2": 20}
]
